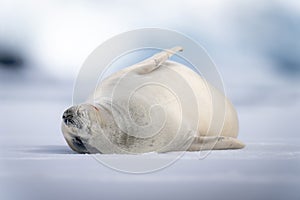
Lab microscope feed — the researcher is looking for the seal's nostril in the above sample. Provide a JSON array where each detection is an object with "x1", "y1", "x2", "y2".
[
  {"x1": 63, "y1": 108, "x2": 78, "y2": 126},
  {"x1": 62, "y1": 114, "x2": 73, "y2": 119},
  {"x1": 63, "y1": 108, "x2": 74, "y2": 120}
]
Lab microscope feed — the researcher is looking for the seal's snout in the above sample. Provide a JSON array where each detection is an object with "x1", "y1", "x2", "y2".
[{"x1": 62, "y1": 108, "x2": 75, "y2": 126}]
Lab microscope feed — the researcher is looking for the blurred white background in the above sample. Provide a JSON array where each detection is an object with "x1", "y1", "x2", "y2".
[
  {"x1": 1, "y1": 0, "x2": 299, "y2": 140},
  {"x1": 0, "y1": 0, "x2": 299, "y2": 200}
]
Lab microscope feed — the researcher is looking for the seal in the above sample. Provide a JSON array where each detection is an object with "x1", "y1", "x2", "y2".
[{"x1": 61, "y1": 47, "x2": 245, "y2": 154}]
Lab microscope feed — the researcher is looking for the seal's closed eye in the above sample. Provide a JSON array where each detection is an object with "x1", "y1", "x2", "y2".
[{"x1": 72, "y1": 136, "x2": 88, "y2": 153}]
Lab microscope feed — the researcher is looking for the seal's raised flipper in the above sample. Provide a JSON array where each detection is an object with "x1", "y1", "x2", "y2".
[
  {"x1": 188, "y1": 136, "x2": 245, "y2": 151},
  {"x1": 135, "y1": 46, "x2": 183, "y2": 74}
]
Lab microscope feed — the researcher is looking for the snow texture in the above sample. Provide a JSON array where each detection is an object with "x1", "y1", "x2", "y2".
[{"x1": 0, "y1": 81, "x2": 299, "y2": 200}]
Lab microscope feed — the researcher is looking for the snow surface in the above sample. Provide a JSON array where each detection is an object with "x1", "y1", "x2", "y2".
[{"x1": 0, "y1": 80, "x2": 299, "y2": 200}]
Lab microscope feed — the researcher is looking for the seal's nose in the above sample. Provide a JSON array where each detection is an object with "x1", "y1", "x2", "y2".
[{"x1": 62, "y1": 108, "x2": 74, "y2": 125}]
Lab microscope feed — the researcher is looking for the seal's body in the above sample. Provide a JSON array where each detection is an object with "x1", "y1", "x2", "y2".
[{"x1": 61, "y1": 47, "x2": 245, "y2": 154}]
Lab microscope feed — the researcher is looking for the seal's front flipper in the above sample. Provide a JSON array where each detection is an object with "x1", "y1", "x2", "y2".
[
  {"x1": 188, "y1": 136, "x2": 245, "y2": 151},
  {"x1": 135, "y1": 46, "x2": 183, "y2": 74}
]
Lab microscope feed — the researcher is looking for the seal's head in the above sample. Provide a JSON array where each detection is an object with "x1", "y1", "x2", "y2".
[{"x1": 61, "y1": 104, "x2": 101, "y2": 153}]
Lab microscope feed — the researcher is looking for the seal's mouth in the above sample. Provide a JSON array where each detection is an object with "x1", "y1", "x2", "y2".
[{"x1": 64, "y1": 118, "x2": 82, "y2": 129}]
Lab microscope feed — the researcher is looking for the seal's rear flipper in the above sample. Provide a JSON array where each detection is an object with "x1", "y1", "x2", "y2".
[
  {"x1": 135, "y1": 46, "x2": 183, "y2": 74},
  {"x1": 188, "y1": 136, "x2": 245, "y2": 151}
]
